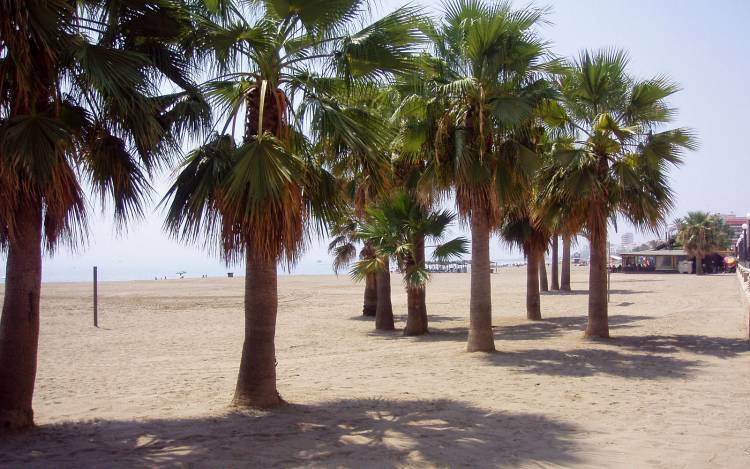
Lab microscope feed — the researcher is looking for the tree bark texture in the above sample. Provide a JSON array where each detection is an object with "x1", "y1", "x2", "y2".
[
  {"x1": 404, "y1": 234, "x2": 428, "y2": 335},
  {"x1": 561, "y1": 235, "x2": 572, "y2": 291},
  {"x1": 539, "y1": 256, "x2": 549, "y2": 292},
  {"x1": 0, "y1": 199, "x2": 43, "y2": 430},
  {"x1": 467, "y1": 210, "x2": 495, "y2": 352},
  {"x1": 362, "y1": 273, "x2": 377, "y2": 316},
  {"x1": 551, "y1": 235, "x2": 560, "y2": 290},
  {"x1": 585, "y1": 228, "x2": 610, "y2": 338},
  {"x1": 233, "y1": 252, "x2": 284, "y2": 408},
  {"x1": 375, "y1": 257, "x2": 395, "y2": 331},
  {"x1": 526, "y1": 247, "x2": 542, "y2": 320}
]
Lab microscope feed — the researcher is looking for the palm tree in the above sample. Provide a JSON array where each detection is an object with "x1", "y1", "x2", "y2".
[
  {"x1": 354, "y1": 192, "x2": 467, "y2": 335},
  {"x1": 328, "y1": 214, "x2": 378, "y2": 316},
  {"x1": 164, "y1": 1, "x2": 422, "y2": 408},
  {"x1": 325, "y1": 83, "x2": 400, "y2": 320},
  {"x1": 499, "y1": 126, "x2": 560, "y2": 321},
  {"x1": 501, "y1": 206, "x2": 550, "y2": 320},
  {"x1": 544, "y1": 49, "x2": 696, "y2": 338},
  {"x1": 550, "y1": 235, "x2": 560, "y2": 290},
  {"x1": 538, "y1": 134, "x2": 583, "y2": 293},
  {"x1": 0, "y1": 0, "x2": 207, "y2": 430},
  {"x1": 560, "y1": 235, "x2": 572, "y2": 291},
  {"x1": 420, "y1": 0, "x2": 553, "y2": 352},
  {"x1": 539, "y1": 256, "x2": 549, "y2": 292},
  {"x1": 676, "y1": 212, "x2": 732, "y2": 275}
]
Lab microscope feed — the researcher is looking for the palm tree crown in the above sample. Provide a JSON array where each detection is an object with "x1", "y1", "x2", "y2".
[
  {"x1": 676, "y1": 211, "x2": 732, "y2": 274},
  {"x1": 1, "y1": 0, "x2": 207, "y2": 249}
]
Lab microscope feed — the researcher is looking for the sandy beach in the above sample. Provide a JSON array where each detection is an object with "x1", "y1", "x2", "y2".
[{"x1": 1, "y1": 267, "x2": 749, "y2": 468}]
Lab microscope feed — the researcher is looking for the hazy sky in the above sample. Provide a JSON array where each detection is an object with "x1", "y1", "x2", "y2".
[{"x1": 5, "y1": 0, "x2": 749, "y2": 282}]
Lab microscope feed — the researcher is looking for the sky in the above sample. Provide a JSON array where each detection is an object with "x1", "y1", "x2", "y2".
[{"x1": 4, "y1": 0, "x2": 750, "y2": 282}]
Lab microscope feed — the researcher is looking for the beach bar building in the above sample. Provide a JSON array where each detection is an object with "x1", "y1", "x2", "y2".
[{"x1": 621, "y1": 249, "x2": 691, "y2": 273}]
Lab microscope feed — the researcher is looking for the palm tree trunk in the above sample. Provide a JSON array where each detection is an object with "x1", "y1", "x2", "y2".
[
  {"x1": 526, "y1": 247, "x2": 542, "y2": 320},
  {"x1": 695, "y1": 255, "x2": 704, "y2": 275},
  {"x1": 585, "y1": 228, "x2": 610, "y2": 338},
  {"x1": 539, "y1": 255, "x2": 549, "y2": 292},
  {"x1": 233, "y1": 252, "x2": 284, "y2": 408},
  {"x1": 0, "y1": 199, "x2": 43, "y2": 430},
  {"x1": 404, "y1": 234, "x2": 428, "y2": 336},
  {"x1": 561, "y1": 235, "x2": 572, "y2": 291},
  {"x1": 404, "y1": 285, "x2": 428, "y2": 335},
  {"x1": 363, "y1": 273, "x2": 377, "y2": 316},
  {"x1": 551, "y1": 235, "x2": 560, "y2": 290},
  {"x1": 375, "y1": 257, "x2": 394, "y2": 331},
  {"x1": 467, "y1": 210, "x2": 495, "y2": 352}
]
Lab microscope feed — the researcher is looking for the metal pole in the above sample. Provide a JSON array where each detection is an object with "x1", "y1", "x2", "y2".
[{"x1": 93, "y1": 266, "x2": 98, "y2": 328}]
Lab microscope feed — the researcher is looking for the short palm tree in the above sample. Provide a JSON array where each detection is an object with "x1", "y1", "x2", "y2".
[
  {"x1": 676, "y1": 212, "x2": 731, "y2": 275},
  {"x1": 353, "y1": 192, "x2": 467, "y2": 335},
  {"x1": 164, "y1": 1, "x2": 422, "y2": 408},
  {"x1": 543, "y1": 49, "x2": 696, "y2": 338},
  {"x1": 327, "y1": 211, "x2": 379, "y2": 318},
  {"x1": 0, "y1": 0, "x2": 207, "y2": 430},
  {"x1": 501, "y1": 205, "x2": 550, "y2": 320},
  {"x1": 420, "y1": 0, "x2": 553, "y2": 352}
]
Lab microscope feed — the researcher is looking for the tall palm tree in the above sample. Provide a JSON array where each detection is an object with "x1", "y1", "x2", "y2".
[
  {"x1": 420, "y1": 0, "x2": 553, "y2": 352},
  {"x1": 353, "y1": 191, "x2": 467, "y2": 335},
  {"x1": 538, "y1": 134, "x2": 584, "y2": 293},
  {"x1": 499, "y1": 126, "x2": 560, "y2": 321},
  {"x1": 543, "y1": 49, "x2": 696, "y2": 338},
  {"x1": 325, "y1": 83, "x2": 399, "y2": 321},
  {"x1": 0, "y1": 0, "x2": 207, "y2": 430},
  {"x1": 676, "y1": 212, "x2": 731, "y2": 275},
  {"x1": 164, "y1": 0, "x2": 422, "y2": 408}
]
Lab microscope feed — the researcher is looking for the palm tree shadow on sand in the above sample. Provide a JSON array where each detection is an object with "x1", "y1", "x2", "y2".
[
  {"x1": 0, "y1": 399, "x2": 583, "y2": 468},
  {"x1": 483, "y1": 348, "x2": 702, "y2": 379},
  {"x1": 372, "y1": 314, "x2": 654, "y2": 343},
  {"x1": 542, "y1": 289, "x2": 653, "y2": 296}
]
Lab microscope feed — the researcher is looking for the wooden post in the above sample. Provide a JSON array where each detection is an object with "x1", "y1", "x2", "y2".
[{"x1": 93, "y1": 266, "x2": 98, "y2": 328}]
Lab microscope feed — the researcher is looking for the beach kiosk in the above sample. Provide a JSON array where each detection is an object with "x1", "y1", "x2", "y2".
[{"x1": 621, "y1": 249, "x2": 691, "y2": 273}]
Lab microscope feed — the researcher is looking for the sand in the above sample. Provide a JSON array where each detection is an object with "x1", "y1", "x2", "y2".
[{"x1": 1, "y1": 267, "x2": 749, "y2": 468}]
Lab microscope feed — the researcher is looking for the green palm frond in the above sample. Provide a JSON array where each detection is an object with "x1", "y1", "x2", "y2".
[
  {"x1": 85, "y1": 133, "x2": 151, "y2": 227},
  {"x1": 432, "y1": 237, "x2": 469, "y2": 262},
  {"x1": 350, "y1": 255, "x2": 386, "y2": 282}
]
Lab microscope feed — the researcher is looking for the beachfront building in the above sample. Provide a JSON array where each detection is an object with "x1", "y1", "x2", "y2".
[
  {"x1": 722, "y1": 213, "x2": 750, "y2": 266},
  {"x1": 621, "y1": 249, "x2": 692, "y2": 273}
]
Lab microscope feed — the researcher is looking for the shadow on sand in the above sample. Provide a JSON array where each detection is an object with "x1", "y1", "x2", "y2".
[
  {"x1": 349, "y1": 314, "x2": 460, "y2": 324},
  {"x1": 613, "y1": 334, "x2": 750, "y2": 358},
  {"x1": 0, "y1": 399, "x2": 582, "y2": 468},
  {"x1": 483, "y1": 348, "x2": 701, "y2": 379},
  {"x1": 482, "y1": 333, "x2": 750, "y2": 378},
  {"x1": 373, "y1": 314, "x2": 653, "y2": 343},
  {"x1": 495, "y1": 315, "x2": 652, "y2": 341},
  {"x1": 543, "y1": 289, "x2": 653, "y2": 296}
]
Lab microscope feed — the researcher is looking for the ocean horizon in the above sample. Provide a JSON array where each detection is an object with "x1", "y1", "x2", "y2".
[{"x1": 1, "y1": 256, "x2": 533, "y2": 284}]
